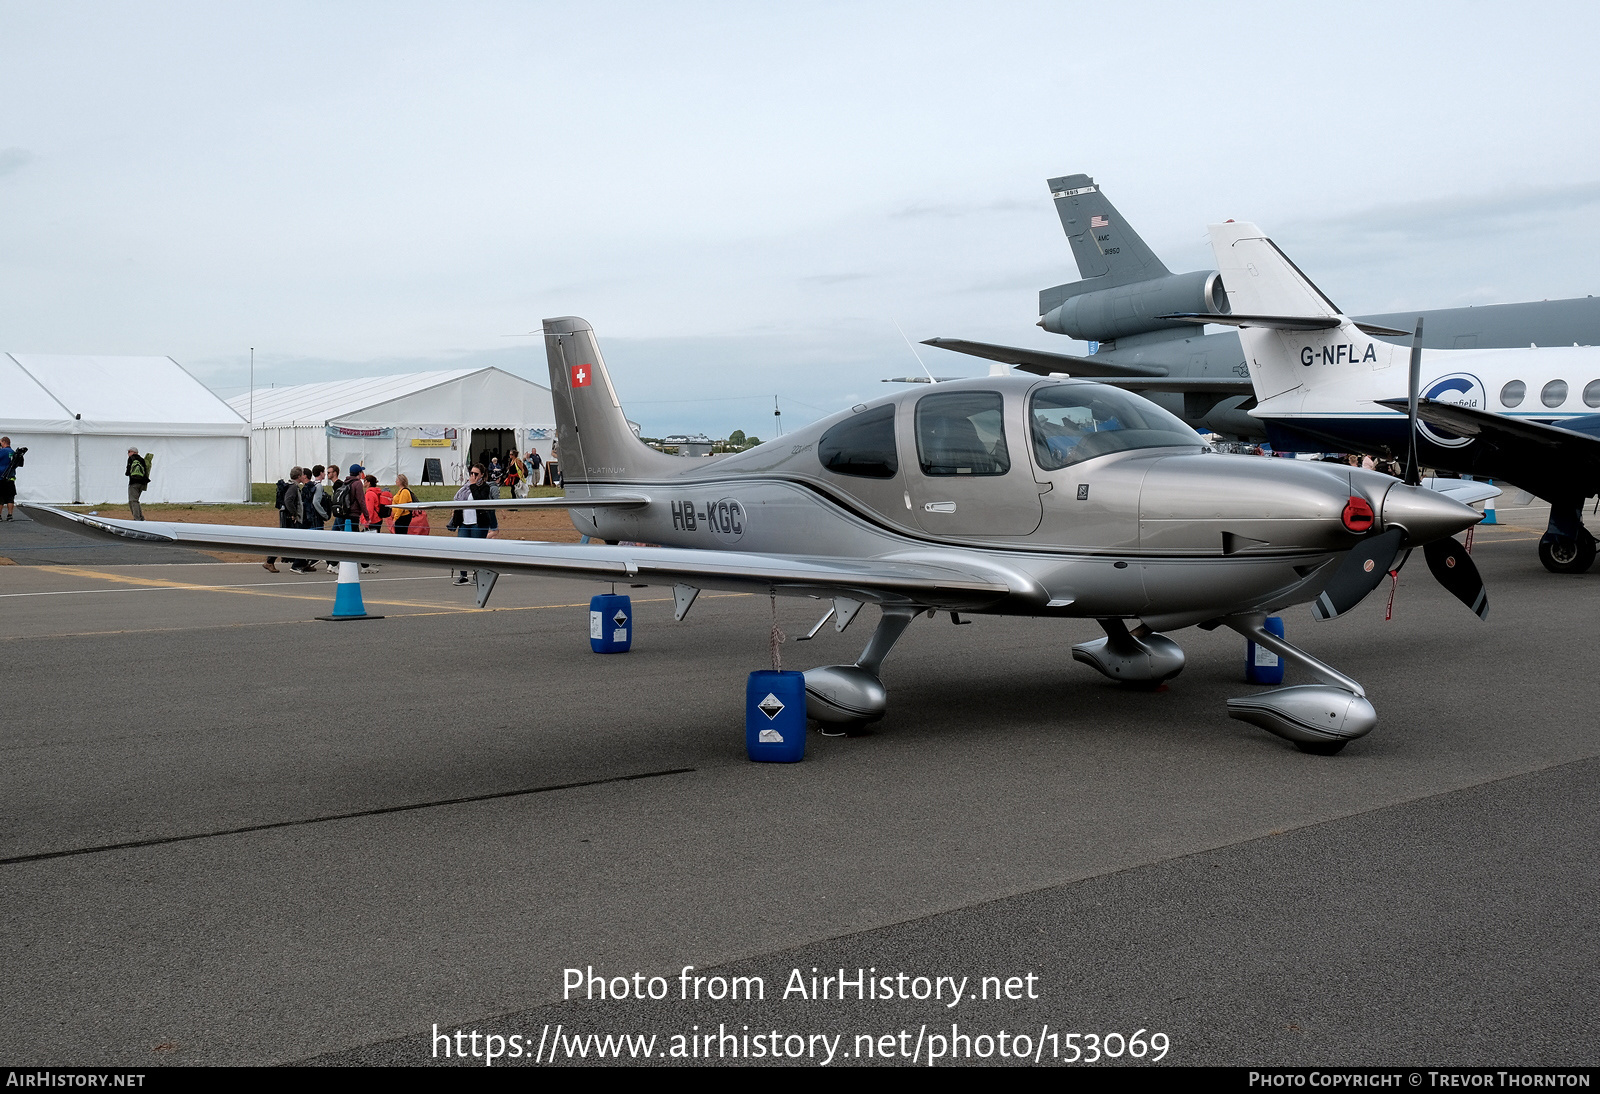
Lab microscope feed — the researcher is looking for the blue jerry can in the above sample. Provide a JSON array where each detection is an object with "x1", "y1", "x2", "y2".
[
  {"x1": 745, "y1": 670, "x2": 807, "y2": 763},
  {"x1": 589, "y1": 594, "x2": 632, "y2": 654},
  {"x1": 1245, "y1": 616, "x2": 1286, "y2": 685}
]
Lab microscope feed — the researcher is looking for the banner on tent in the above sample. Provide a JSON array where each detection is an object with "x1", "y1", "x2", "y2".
[
  {"x1": 528, "y1": 427, "x2": 556, "y2": 440},
  {"x1": 327, "y1": 426, "x2": 393, "y2": 438},
  {"x1": 410, "y1": 438, "x2": 452, "y2": 447}
]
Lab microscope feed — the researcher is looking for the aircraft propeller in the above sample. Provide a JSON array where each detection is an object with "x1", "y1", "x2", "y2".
[{"x1": 1313, "y1": 317, "x2": 1490, "y2": 621}]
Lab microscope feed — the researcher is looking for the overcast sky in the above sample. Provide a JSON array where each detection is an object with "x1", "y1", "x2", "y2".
[{"x1": 3, "y1": 1, "x2": 1598, "y2": 437}]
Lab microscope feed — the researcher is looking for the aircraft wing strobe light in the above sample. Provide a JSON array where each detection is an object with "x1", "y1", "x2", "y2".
[{"x1": 26, "y1": 313, "x2": 1498, "y2": 758}]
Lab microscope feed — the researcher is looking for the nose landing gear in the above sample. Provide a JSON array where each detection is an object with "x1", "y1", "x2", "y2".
[{"x1": 1222, "y1": 614, "x2": 1376, "y2": 754}]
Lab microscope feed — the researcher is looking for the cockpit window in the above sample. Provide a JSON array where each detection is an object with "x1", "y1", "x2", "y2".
[
  {"x1": 1030, "y1": 384, "x2": 1200, "y2": 470},
  {"x1": 915, "y1": 391, "x2": 1009, "y2": 476},
  {"x1": 818, "y1": 403, "x2": 898, "y2": 478}
]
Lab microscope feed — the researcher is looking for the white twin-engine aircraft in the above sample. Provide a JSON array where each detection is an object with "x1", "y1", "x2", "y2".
[
  {"x1": 1173, "y1": 220, "x2": 1600, "y2": 575},
  {"x1": 26, "y1": 316, "x2": 1486, "y2": 754}
]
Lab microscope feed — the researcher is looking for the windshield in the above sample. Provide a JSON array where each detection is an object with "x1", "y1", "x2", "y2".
[{"x1": 1030, "y1": 383, "x2": 1201, "y2": 471}]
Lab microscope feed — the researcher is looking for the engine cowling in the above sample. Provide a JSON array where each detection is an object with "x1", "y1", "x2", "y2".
[{"x1": 1040, "y1": 270, "x2": 1229, "y2": 341}]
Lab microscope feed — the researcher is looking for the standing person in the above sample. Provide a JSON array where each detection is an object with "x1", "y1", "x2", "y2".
[
  {"x1": 363, "y1": 474, "x2": 393, "y2": 532},
  {"x1": 308, "y1": 465, "x2": 331, "y2": 530},
  {"x1": 290, "y1": 469, "x2": 320, "y2": 573},
  {"x1": 265, "y1": 466, "x2": 305, "y2": 573},
  {"x1": 124, "y1": 448, "x2": 152, "y2": 520},
  {"x1": 450, "y1": 463, "x2": 497, "y2": 585},
  {"x1": 0, "y1": 437, "x2": 17, "y2": 521},
  {"x1": 505, "y1": 449, "x2": 527, "y2": 498},
  {"x1": 391, "y1": 474, "x2": 417, "y2": 535},
  {"x1": 526, "y1": 447, "x2": 542, "y2": 493},
  {"x1": 333, "y1": 463, "x2": 367, "y2": 532}
]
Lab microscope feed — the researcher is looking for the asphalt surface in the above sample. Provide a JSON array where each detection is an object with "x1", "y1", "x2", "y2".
[{"x1": 0, "y1": 518, "x2": 1595, "y2": 1067}]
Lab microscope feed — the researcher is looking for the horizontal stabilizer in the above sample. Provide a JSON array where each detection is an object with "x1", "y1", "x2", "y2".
[
  {"x1": 922, "y1": 337, "x2": 1165, "y2": 378},
  {"x1": 1162, "y1": 313, "x2": 1409, "y2": 337},
  {"x1": 1088, "y1": 377, "x2": 1253, "y2": 394},
  {"x1": 397, "y1": 494, "x2": 650, "y2": 512},
  {"x1": 1160, "y1": 312, "x2": 1340, "y2": 332}
]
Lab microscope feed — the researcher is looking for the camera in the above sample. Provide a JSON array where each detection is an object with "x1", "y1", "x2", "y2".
[{"x1": 15, "y1": 447, "x2": 26, "y2": 455}]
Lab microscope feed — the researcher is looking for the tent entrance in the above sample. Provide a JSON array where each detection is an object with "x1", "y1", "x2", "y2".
[{"x1": 467, "y1": 429, "x2": 517, "y2": 470}]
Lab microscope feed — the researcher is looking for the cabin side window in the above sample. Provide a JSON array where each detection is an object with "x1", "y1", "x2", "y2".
[
  {"x1": 1584, "y1": 380, "x2": 1600, "y2": 408},
  {"x1": 915, "y1": 391, "x2": 1010, "y2": 476},
  {"x1": 1542, "y1": 380, "x2": 1568, "y2": 408},
  {"x1": 817, "y1": 404, "x2": 898, "y2": 478},
  {"x1": 1500, "y1": 380, "x2": 1525, "y2": 408}
]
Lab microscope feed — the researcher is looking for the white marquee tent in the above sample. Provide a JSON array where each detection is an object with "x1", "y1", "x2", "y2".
[
  {"x1": 231, "y1": 368, "x2": 556, "y2": 486},
  {"x1": 0, "y1": 354, "x2": 249, "y2": 504}
]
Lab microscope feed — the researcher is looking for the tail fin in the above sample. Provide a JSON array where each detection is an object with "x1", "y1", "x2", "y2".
[
  {"x1": 1204, "y1": 223, "x2": 1401, "y2": 405},
  {"x1": 543, "y1": 317, "x2": 683, "y2": 484},
  {"x1": 1043, "y1": 174, "x2": 1170, "y2": 306},
  {"x1": 1207, "y1": 221, "x2": 1343, "y2": 319}
]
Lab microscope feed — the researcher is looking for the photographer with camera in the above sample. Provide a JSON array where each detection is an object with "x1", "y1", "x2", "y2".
[{"x1": 0, "y1": 437, "x2": 23, "y2": 521}]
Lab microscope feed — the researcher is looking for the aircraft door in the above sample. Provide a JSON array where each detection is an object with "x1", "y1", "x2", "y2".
[{"x1": 904, "y1": 389, "x2": 1043, "y2": 536}]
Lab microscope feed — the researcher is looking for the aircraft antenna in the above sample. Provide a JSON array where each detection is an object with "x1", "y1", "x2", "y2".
[
  {"x1": 1404, "y1": 317, "x2": 1424, "y2": 485},
  {"x1": 894, "y1": 319, "x2": 937, "y2": 382},
  {"x1": 774, "y1": 396, "x2": 783, "y2": 437}
]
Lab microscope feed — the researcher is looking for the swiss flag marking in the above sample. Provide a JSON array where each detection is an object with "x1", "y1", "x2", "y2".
[{"x1": 570, "y1": 364, "x2": 591, "y2": 388}]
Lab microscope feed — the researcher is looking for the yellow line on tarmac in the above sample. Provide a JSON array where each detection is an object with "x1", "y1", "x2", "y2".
[
  {"x1": 5, "y1": 574, "x2": 754, "y2": 640},
  {"x1": 37, "y1": 565, "x2": 465, "y2": 610}
]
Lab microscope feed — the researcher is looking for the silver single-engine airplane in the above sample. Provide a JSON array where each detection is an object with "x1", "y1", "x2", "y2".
[{"x1": 25, "y1": 317, "x2": 1488, "y2": 754}]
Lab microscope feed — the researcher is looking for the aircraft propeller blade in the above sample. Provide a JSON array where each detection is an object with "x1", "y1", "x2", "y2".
[
  {"x1": 1423, "y1": 535, "x2": 1489, "y2": 620},
  {"x1": 1311, "y1": 528, "x2": 1406, "y2": 620},
  {"x1": 1403, "y1": 317, "x2": 1424, "y2": 485}
]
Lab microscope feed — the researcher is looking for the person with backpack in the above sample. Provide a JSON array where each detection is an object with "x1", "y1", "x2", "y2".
[
  {"x1": 525, "y1": 447, "x2": 542, "y2": 494},
  {"x1": 0, "y1": 437, "x2": 19, "y2": 521},
  {"x1": 124, "y1": 448, "x2": 153, "y2": 520},
  {"x1": 332, "y1": 464, "x2": 367, "y2": 533},
  {"x1": 264, "y1": 466, "x2": 310, "y2": 573},
  {"x1": 363, "y1": 474, "x2": 393, "y2": 532}
]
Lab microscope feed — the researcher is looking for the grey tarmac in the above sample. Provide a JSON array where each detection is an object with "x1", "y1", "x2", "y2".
[{"x1": 0, "y1": 522, "x2": 1595, "y2": 1066}]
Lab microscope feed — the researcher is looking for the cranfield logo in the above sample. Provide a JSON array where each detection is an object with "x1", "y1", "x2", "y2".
[{"x1": 1416, "y1": 372, "x2": 1484, "y2": 448}]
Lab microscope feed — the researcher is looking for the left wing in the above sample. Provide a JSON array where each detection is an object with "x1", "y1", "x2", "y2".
[
  {"x1": 1376, "y1": 398, "x2": 1600, "y2": 499},
  {"x1": 21, "y1": 505, "x2": 1019, "y2": 610}
]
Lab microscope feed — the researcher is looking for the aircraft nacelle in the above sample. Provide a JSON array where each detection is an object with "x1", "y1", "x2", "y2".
[{"x1": 1039, "y1": 270, "x2": 1229, "y2": 342}]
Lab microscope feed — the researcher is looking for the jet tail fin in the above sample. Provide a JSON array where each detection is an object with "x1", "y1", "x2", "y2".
[
  {"x1": 1201, "y1": 224, "x2": 1406, "y2": 407},
  {"x1": 1206, "y1": 222, "x2": 1343, "y2": 319},
  {"x1": 1041, "y1": 174, "x2": 1170, "y2": 310},
  {"x1": 543, "y1": 317, "x2": 683, "y2": 485}
]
